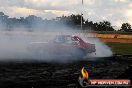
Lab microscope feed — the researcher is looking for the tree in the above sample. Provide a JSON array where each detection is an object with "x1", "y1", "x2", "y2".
[
  {"x1": 70, "y1": 14, "x2": 85, "y2": 25},
  {"x1": 120, "y1": 23, "x2": 132, "y2": 32},
  {"x1": 96, "y1": 21, "x2": 114, "y2": 31},
  {"x1": 0, "y1": 12, "x2": 117, "y2": 32}
]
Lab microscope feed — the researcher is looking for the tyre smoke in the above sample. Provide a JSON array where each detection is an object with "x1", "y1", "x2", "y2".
[{"x1": 0, "y1": 29, "x2": 112, "y2": 63}]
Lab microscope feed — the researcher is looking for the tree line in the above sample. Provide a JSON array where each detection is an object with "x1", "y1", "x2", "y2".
[{"x1": 0, "y1": 12, "x2": 131, "y2": 32}]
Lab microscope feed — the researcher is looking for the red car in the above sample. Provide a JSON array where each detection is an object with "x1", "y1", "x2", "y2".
[{"x1": 28, "y1": 35, "x2": 96, "y2": 58}]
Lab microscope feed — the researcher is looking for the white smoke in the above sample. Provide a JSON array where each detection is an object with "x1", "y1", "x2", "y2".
[
  {"x1": 79, "y1": 34, "x2": 113, "y2": 57},
  {"x1": 0, "y1": 29, "x2": 113, "y2": 63}
]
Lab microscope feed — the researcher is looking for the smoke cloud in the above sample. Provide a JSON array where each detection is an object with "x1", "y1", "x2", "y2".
[
  {"x1": 0, "y1": 27, "x2": 113, "y2": 63},
  {"x1": 0, "y1": 13, "x2": 113, "y2": 63}
]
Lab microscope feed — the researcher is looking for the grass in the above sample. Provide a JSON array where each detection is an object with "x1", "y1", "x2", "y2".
[{"x1": 106, "y1": 43, "x2": 132, "y2": 55}]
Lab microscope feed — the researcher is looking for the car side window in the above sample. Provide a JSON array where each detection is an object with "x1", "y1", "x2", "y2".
[
  {"x1": 65, "y1": 37, "x2": 72, "y2": 44},
  {"x1": 54, "y1": 36, "x2": 65, "y2": 43}
]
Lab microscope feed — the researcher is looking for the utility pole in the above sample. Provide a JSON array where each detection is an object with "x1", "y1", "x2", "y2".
[{"x1": 81, "y1": 0, "x2": 83, "y2": 30}]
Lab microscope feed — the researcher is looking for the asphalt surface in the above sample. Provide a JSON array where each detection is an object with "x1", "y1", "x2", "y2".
[{"x1": 0, "y1": 55, "x2": 131, "y2": 88}]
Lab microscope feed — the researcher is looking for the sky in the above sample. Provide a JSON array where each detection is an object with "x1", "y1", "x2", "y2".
[{"x1": 0, "y1": 0, "x2": 132, "y2": 29}]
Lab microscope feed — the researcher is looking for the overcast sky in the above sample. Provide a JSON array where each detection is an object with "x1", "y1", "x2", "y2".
[{"x1": 0, "y1": 0, "x2": 132, "y2": 28}]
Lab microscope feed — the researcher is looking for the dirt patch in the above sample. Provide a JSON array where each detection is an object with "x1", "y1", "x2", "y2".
[
  {"x1": 93, "y1": 33, "x2": 132, "y2": 39},
  {"x1": 99, "y1": 38, "x2": 132, "y2": 43},
  {"x1": 0, "y1": 55, "x2": 131, "y2": 87},
  {"x1": 86, "y1": 33, "x2": 132, "y2": 43}
]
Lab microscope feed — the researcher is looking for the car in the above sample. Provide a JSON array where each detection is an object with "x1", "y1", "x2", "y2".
[{"x1": 28, "y1": 35, "x2": 96, "y2": 59}]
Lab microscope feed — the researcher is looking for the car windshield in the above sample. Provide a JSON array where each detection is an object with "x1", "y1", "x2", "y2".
[
  {"x1": 54, "y1": 35, "x2": 79, "y2": 44},
  {"x1": 54, "y1": 36, "x2": 65, "y2": 43},
  {"x1": 54, "y1": 35, "x2": 70, "y2": 43},
  {"x1": 54, "y1": 35, "x2": 71, "y2": 43}
]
